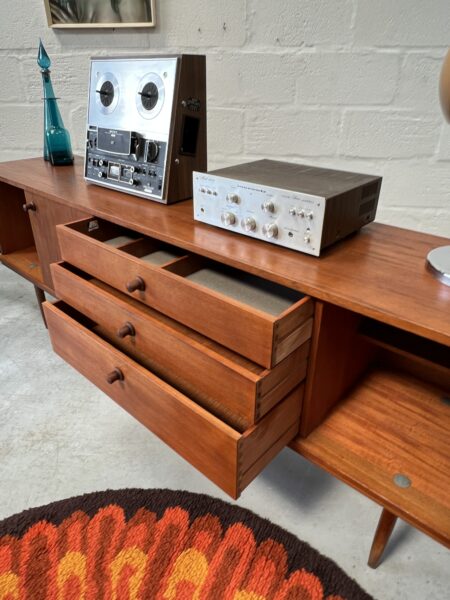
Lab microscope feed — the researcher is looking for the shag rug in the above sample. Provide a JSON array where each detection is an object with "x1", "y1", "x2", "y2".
[{"x1": 0, "y1": 489, "x2": 374, "y2": 600}]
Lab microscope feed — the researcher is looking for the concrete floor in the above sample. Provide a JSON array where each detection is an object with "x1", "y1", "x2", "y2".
[{"x1": 0, "y1": 264, "x2": 448, "y2": 600}]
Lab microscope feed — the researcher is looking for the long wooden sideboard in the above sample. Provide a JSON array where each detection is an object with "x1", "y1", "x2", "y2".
[{"x1": 0, "y1": 157, "x2": 449, "y2": 568}]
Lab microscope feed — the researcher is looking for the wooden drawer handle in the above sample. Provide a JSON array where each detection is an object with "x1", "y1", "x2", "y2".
[
  {"x1": 23, "y1": 202, "x2": 36, "y2": 213},
  {"x1": 126, "y1": 276, "x2": 145, "y2": 293},
  {"x1": 117, "y1": 322, "x2": 135, "y2": 339},
  {"x1": 106, "y1": 368, "x2": 124, "y2": 384}
]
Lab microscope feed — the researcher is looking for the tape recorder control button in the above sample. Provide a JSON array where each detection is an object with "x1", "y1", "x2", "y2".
[{"x1": 147, "y1": 142, "x2": 159, "y2": 162}]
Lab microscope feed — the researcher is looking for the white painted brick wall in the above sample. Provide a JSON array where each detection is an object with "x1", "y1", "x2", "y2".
[{"x1": 0, "y1": 0, "x2": 449, "y2": 236}]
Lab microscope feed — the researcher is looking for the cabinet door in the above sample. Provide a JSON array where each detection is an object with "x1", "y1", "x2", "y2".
[{"x1": 24, "y1": 192, "x2": 88, "y2": 291}]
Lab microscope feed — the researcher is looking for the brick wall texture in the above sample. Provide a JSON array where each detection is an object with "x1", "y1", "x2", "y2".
[{"x1": 0, "y1": 0, "x2": 449, "y2": 236}]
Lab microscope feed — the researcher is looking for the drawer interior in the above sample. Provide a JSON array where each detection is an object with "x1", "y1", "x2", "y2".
[
  {"x1": 65, "y1": 217, "x2": 188, "y2": 266},
  {"x1": 59, "y1": 217, "x2": 314, "y2": 368},
  {"x1": 163, "y1": 255, "x2": 305, "y2": 317},
  {"x1": 67, "y1": 217, "x2": 141, "y2": 247}
]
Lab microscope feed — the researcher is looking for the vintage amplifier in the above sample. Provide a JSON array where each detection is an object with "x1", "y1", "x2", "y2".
[
  {"x1": 85, "y1": 54, "x2": 206, "y2": 204},
  {"x1": 193, "y1": 160, "x2": 382, "y2": 256}
]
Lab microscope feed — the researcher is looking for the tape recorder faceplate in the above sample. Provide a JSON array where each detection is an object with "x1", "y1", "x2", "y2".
[{"x1": 85, "y1": 55, "x2": 206, "y2": 204}]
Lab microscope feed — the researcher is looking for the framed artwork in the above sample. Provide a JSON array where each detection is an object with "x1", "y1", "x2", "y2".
[{"x1": 44, "y1": 0, "x2": 156, "y2": 28}]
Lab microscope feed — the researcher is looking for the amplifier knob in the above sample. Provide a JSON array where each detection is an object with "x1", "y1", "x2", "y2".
[
  {"x1": 306, "y1": 211, "x2": 314, "y2": 220},
  {"x1": 221, "y1": 212, "x2": 236, "y2": 226},
  {"x1": 263, "y1": 223, "x2": 278, "y2": 239},
  {"x1": 227, "y1": 193, "x2": 240, "y2": 204},
  {"x1": 304, "y1": 232, "x2": 311, "y2": 244},
  {"x1": 289, "y1": 207, "x2": 297, "y2": 216},
  {"x1": 97, "y1": 171, "x2": 106, "y2": 179},
  {"x1": 242, "y1": 217, "x2": 257, "y2": 232},
  {"x1": 262, "y1": 201, "x2": 275, "y2": 213},
  {"x1": 297, "y1": 208, "x2": 306, "y2": 218}
]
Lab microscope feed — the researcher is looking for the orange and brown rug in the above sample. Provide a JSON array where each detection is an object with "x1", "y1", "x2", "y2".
[{"x1": 0, "y1": 489, "x2": 374, "y2": 600}]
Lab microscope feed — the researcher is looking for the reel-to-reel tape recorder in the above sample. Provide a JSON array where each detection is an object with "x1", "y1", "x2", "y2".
[{"x1": 85, "y1": 55, "x2": 206, "y2": 204}]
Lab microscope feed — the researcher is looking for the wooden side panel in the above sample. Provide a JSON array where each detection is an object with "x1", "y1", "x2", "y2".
[
  {"x1": 257, "y1": 341, "x2": 310, "y2": 417},
  {"x1": 238, "y1": 384, "x2": 303, "y2": 493},
  {"x1": 44, "y1": 300, "x2": 241, "y2": 498},
  {"x1": 26, "y1": 193, "x2": 88, "y2": 289},
  {"x1": 57, "y1": 222, "x2": 276, "y2": 367},
  {"x1": 299, "y1": 301, "x2": 375, "y2": 437},
  {"x1": 273, "y1": 318, "x2": 314, "y2": 365},
  {"x1": 166, "y1": 55, "x2": 207, "y2": 203},
  {"x1": 0, "y1": 183, "x2": 33, "y2": 254}
]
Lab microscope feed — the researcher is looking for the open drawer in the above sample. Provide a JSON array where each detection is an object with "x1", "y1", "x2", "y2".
[
  {"x1": 56, "y1": 217, "x2": 314, "y2": 368},
  {"x1": 43, "y1": 301, "x2": 303, "y2": 499},
  {"x1": 51, "y1": 262, "x2": 310, "y2": 430}
]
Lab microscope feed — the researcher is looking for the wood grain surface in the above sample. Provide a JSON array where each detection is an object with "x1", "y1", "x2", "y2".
[
  {"x1": 51, "y1": 262, "x2": 309, "y2": 429},
  {"x1": 44, "y1": 300, "x2": 302, "y2": 498},
  {"x1": 24, "y1": 192, "x2": 88, "y2": 289},
  {"x1": 292, "y1": 368, "x2": 450, "y2": 548},
  {"x1": 0, "y1": 246, "x2": 51, "y2": 293},
  {"x1": 0, "y1": 158, "x2": 448, "y2": 346},
  {"x1": 57, "y1": 217, "x2": 313, "y2": 367}
]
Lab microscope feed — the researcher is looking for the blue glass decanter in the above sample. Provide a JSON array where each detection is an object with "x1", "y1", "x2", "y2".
[{"x1": 37, "y1": 40, "x2": 74, "y2": 166}]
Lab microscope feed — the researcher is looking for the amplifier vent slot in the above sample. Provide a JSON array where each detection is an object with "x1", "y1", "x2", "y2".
[
  {"x1": 362, "y1": 181, "x2": 379, "y2": 199},
  {"x1": 359, "y1": 197, "x2": 376, "y2": 216}
]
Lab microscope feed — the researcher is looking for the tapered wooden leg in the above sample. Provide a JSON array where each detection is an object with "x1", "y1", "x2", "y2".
[
  {"x1": 34, "y1": 285, "x2": 47, "y2": 328},
  {"x1": 368, "y1": 508, "x2": 398, "y2": 569}
]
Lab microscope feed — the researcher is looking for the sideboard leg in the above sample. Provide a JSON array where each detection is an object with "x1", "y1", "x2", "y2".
[
  {"x1": 34, "y1": 285, "x2": 47, "y2": 328},
  {"x1": 368, "y1": 508, "x2": 398, "y2": 569}
]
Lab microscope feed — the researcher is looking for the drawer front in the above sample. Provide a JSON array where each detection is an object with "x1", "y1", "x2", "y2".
[
  {"x1": 57, "y1": 218, "x2": 314, "y2": 368},
  {"x1": 51, "y1": 262, "x2": 310, "y2": 430},
  {"x1": 43, "y1": 301, "x2": 303, "y2": 499}
]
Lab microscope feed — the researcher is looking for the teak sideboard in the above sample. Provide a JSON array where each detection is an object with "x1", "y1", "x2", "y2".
[{"x1": 0, "y1": 157, "x2": 449, "y2": 568}]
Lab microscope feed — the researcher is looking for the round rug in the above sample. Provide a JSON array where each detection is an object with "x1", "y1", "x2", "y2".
[{"x1": 0, "y1": 489, "x2": 374, "y2": 600}]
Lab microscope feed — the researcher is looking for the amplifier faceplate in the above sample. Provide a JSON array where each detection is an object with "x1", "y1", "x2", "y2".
[
  {"x1": 193, "y1": 172, "x2": 325, "y2": 257},
  {"x1": 193, "y1": 160, "x2": 381, "y2": 256}
]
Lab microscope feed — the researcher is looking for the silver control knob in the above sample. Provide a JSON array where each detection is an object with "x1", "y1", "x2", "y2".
[
  {"x1": 227, "y1": 193, "x2": 240, "y2": 204},
  {"x1": 304, "y1": 231, "x2": 311, "y2": 244},
  {"x1": 98, "y1": 159, "x2": 104, "y2": 167},
  {"x1": 242, "y1": 217, "x2": 257, "y2": 232},
  {"x1": 263, "y1": 223, "x2": 278, "y2": 239},
  {"x1": 261, "y1": 200, "x2": 275, "y2": 213},
  {"x1": 297, "y1": 208, "x2": 306, "y2": 218},
  {"x1": 97, "y1": 171, "x2": 105, "y2": 179},
  {"x1": 221, "y1": 212, "x2": 236, "y2": 226},
  {"x1": 289, "y1": 207, "x2": 297, "y2": 216},
  {"x1": 306, "y1": 211, "x2": 314, "y2": 220}
]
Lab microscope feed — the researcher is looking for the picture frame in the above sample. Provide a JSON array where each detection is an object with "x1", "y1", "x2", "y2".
[{"x1": 44, "y1": 0, "x2": 156, "y2": 29}]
